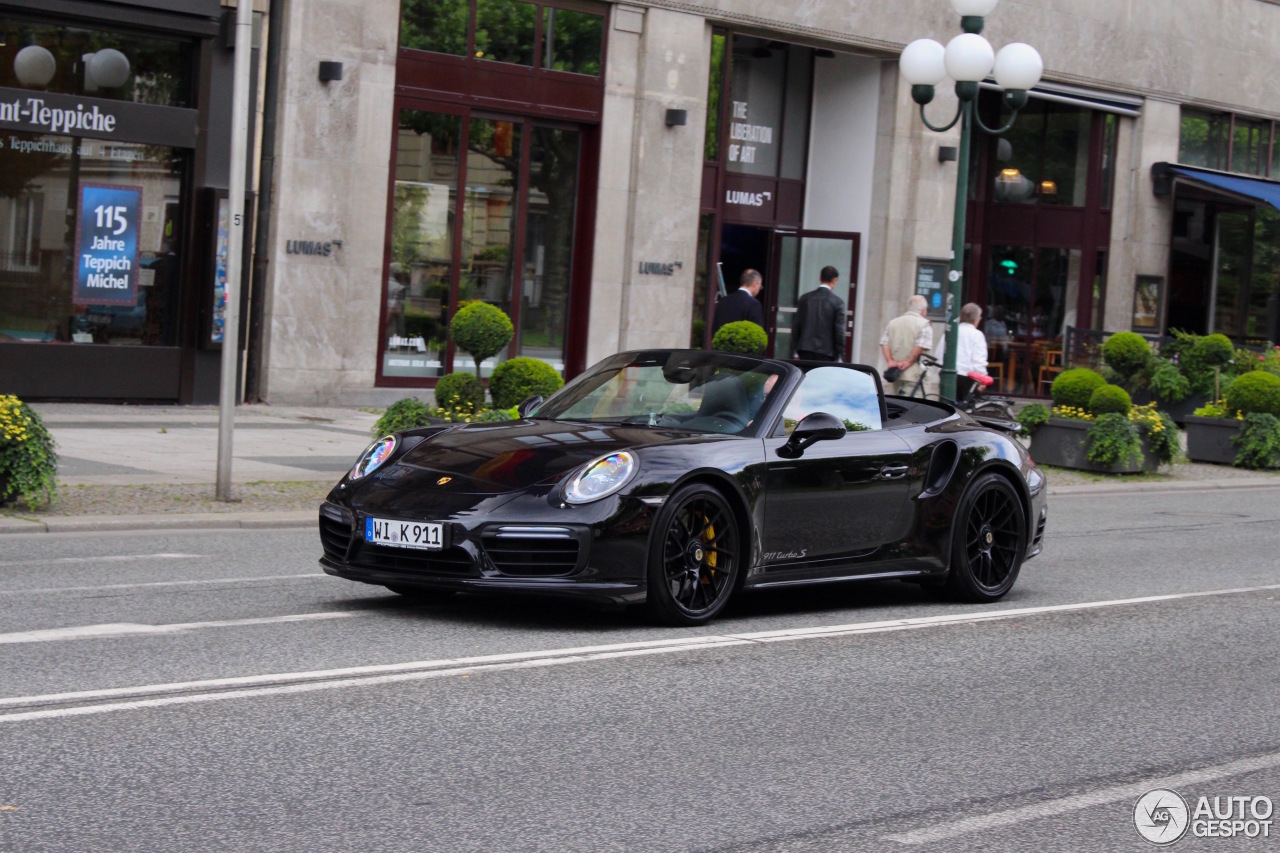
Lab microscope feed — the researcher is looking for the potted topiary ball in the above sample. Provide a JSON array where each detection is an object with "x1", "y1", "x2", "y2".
[
  {"x1": 1088, "y1": 384, "x2": 1132, "y2": 416},
  {"x1": 451, "y1": 302, "x2": 514, "y2": 377},
  {"x1": 711, "y1": 321, "x2": 768, "y2": 356},
  {"x1": 1185, "y1": 370, "x2": 1280, "y2": 465},
  {"x1": 489, "y1": 357, "x2": 565, "y2": 410},
  {"x1": 1050, "y1": 367, "x2": 1107, "y2": 410},
  {"x1": 1101, "y1": 331, "x2": 1151, "y2": 390}
]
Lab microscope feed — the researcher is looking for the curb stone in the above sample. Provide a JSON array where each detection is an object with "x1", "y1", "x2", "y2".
[{"x1": 0, "y1": 511, "x2": 316, "y2": 535}]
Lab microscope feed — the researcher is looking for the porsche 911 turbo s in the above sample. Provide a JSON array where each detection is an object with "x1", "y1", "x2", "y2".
[{"x1": 319, "y1": 349, "x2": 1047, "y2": 625}]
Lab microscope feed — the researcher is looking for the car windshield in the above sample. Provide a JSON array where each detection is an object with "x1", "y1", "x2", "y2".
[{"x1": 535, "y1": 351, "x2": 788, "y2": 435}]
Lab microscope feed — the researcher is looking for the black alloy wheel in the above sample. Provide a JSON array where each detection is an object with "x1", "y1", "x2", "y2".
[
  {"x1": 945, "y1": 472, "x2": 1026, "y2": 602},
  {"x1": 646, "y1": 483, "x2": 742, "y2": 625}
]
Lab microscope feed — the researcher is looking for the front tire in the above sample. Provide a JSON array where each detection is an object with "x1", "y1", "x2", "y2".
[
  {"x1": 944, "y1": 472, "x2": 1026, "y2": 602},
  {"x1": 646, "y1": 483, "x2": 742, "y2": 626}
]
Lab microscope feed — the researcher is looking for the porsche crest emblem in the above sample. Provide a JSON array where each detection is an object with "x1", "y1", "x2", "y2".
[{"x1": 436, "y1": 476, "x2": 452, "y2": 486}]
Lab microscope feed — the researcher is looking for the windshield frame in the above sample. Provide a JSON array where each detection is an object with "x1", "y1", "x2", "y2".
[{"x1": 532, "y1": 349, "x2": 798, "y2": 437}]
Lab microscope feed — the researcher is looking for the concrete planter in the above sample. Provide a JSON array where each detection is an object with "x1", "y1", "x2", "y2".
[
  {"x1": 1028, "y1": 417, "x2": 1160, "y2": 474},
  {"x1": 1130, "y1": 390, "x2": 1208, "y2": 426},
  {"x1": 1184, "y1": 416, "x2": 1242, "y2": 465}
]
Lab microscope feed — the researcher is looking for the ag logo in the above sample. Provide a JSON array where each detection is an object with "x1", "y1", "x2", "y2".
[{"x1": 1135, "y1": 789, "x2": 1189, "y2": 844}]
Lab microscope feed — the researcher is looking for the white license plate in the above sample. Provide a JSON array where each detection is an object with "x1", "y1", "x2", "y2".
[{"x1": 365, "y1": 517, "x2": 444, "y2": 551}]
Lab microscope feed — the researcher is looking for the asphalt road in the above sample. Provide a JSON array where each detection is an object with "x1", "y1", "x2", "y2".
[{"x1": 1, "y1": 486, "x2": 1278, "y2": 852}]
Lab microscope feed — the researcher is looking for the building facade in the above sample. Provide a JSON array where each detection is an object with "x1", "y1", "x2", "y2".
[
  {"x1": 0, "y1": 0, "x2": 258, "y2": 402},
  {"x1": 8, "y1": 1, "x2": 1280, "y2": 402}
]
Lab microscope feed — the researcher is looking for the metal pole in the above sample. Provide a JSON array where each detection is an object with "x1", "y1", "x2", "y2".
[
  {"x1": 940, "y1": 97, "x2": 973, "y2": 402},
  {"x1": 216, "y1": 0, "x2": 254, "y2": 501}
]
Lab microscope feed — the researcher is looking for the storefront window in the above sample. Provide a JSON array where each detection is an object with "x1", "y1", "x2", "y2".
[
  {"x1": 461, "y1": 117, "x2": 521, "y2": 375},
  {"x1": 1040, "y1": 106, "x2": 1090, "y2": 206},
  {"x1": 385, "y1": 111, "x2": 462, "y2": 379},
  {"x1": 1213, "y1": 211, "x2": 1251, "y2": 338},
  {"x1": 726, "y1": 37, "x2": 784, "y2": 178},
  {"x1": 1232, "y1": 117, "x2": 1270, "y2": 176},
  {"x1": 991, "y1": 107, "x2": 1043, "y2": 204},
  {"x1": 704, "y1": 33, "x2": 725, "y2": 162},
  {"x1": 1, "y1": 19, "x2": 193, "y2": 108},
  {"x1": 400, "y1": 0, "x2": 469, "y2": 57},
  {"x1": 519, "y1": 127, "x2": 578, "y2": 369},
  {"x1": 1100, "y1": 115, "x2": 1117, "y2": 209},
  {"x1": 542, "y1": 8, "x2": 601, "y2": 76},
  {"x1": 1248, "y1": 209, "x2": 1280, "y2": 339},
  {"x1": 0, "y1": 133, "x2": 185, "y2": 346},
  {"x1": 1180, "y1": 109, "x2": 1230, "y2": 171},
  {"x1": 475, "y1": 0, "x2": 536, "y2": 66}
]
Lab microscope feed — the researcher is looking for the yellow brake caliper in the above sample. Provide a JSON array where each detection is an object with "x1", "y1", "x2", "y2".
[{"x1": 701, "y1": 516, "x2": 716, "y2": 580}]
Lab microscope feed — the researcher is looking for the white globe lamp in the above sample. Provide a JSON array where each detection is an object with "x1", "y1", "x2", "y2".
[
  {"x1": 994, "y1": 42, "x2": 1042, "y2": 90},
  {"x1": 88, "y1": 48, "x2": 131, "y2": 89},
  {"x1": 944, "y1": 33, "x2": 995, "y2": 82},
  {"x1": 14, "y1": 45, "x2": 56, "y2": 88}
]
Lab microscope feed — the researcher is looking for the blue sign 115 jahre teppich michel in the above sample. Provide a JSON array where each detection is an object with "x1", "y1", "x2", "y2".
[{"x1": 75, "y1": 183, "x2": 142, "y2": 307}]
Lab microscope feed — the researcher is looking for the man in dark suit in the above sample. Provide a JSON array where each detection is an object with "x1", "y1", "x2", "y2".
[
  {"x1": 712, "y1": 269, "x2": 764, "y2": 333},
  {"x1": 792, "y1": 265, "x2": 846, "y2": 361}
]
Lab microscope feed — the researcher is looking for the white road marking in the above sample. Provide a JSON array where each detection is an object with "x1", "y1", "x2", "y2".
[
  {"x1": 0, "y1": 611, "x2": 359, "y2": 645},
  {"x1": 0, "y1": 553, "x2": 202, "y2": 568},
  {"x1": 0, "y1": 572, "x2": 325, "y2": 596},
  {"x1": 885, "y1": 751, "x2": 1280, "y2": 845},
  {"x1": 1, "y1": 582, "x2": 1277, "y2": 723}
]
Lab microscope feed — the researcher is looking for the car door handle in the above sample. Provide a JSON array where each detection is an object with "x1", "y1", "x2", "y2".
[{"x1": 879, "y1": 464, "x2": 910, "y2": 479}]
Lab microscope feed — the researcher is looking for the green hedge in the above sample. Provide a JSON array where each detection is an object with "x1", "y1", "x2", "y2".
[
  {"x1": 372, "y1": 397, "x2": 431, "y2": 436},
  {"x1": 489, "y1": 357, "x2": 564, "y2": 409},
  {"x1": 434, "y1": 372, "x2": 486, "y2": 415},
  {"x1": 1050, "y1": 367, "x2": 1106, "y2": 409},
  {"x1": 712, "y1": 320, "x2": 767, "y2": 355},
  {"x1": 1089, "y1": 384, "x2": 1132, "y2": 416},
  {"x1": 1101, "y1": 332, "x2": 1151, "y2": 382},
  {"x1": 1225, "y1": 370, "x2": 1280, "y2": 417}
]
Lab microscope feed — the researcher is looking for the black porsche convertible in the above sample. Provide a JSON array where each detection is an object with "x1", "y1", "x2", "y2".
[{"x1": 319, "y1": 349, "x2": 1047, "y2": 625}]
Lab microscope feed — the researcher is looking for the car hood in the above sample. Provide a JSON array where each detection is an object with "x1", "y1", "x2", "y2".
[{"x1": 367, "y1": 419, "x2": 717, "y2": 496}]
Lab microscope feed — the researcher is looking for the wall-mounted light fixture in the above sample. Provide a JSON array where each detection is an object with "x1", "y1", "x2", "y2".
[
  {"x1": 814, "y1": 48, "x2": 836, "y2": 59},
  {"x1": 664, "y1": 108, "x2": 687, "y2": 127},
  {"x1": 14, "y1": 44, "x2": 56, "y2": 87},
  {"x1": 318, "y1": 61, "x2": 343, "y2": 83},
  {"x1": 938, "y1": 145, "x2": 958, "y2": 163}
]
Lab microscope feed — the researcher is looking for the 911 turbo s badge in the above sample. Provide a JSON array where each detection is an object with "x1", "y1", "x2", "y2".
[{"x1": 763, "y1": 549, "x2": 806, "y2": 562}]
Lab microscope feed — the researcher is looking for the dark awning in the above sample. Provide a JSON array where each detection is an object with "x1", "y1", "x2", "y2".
[{"x1": 1152, "y1": 162, "x2": 1280, "y2": 211}]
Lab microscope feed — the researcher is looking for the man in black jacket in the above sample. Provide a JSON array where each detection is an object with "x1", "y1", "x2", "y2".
[
  {"x1": 792, "y1": 265, "x2": 845, "y2": 361},
  {"x1": 712, "y1": 269, "x2": 765, "y2": 333}
]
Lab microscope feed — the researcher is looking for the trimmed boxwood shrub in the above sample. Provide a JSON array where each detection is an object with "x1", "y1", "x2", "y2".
[
  {"x1": 1102, "y1": 331, "x2": 1151, "y2": 382},
  {"x1": 712, "y1": 320, "x2": 767, "y2": 355},
  {"x1": 489, "y1": 357, "x2": 564, "y2": 409},
  {"x1": 1050, "y1": 367, "x2": 1107, "y2": 409},
  {"x1": 1088, "y1": 384, "x2": 1132, "y2": 416},
  {"x1": 1191, "y1": 333, "x2": 1236, "y2": 368},
  {"x1": 434, "y1": 372, "x2": 485, "y2": 415},
  {"x1": 372, "y1": 397, "x2": 431, "y2": 436},
  {"x1": 451, "y1": 302, "x2": 514, "y2": 376},
  {"x1": 1225, "y1": 370, "x2": 1280, "y2": 417}
]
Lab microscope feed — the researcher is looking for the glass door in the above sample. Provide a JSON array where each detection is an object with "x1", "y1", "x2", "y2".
[
  {"x1": 770, "y1": 231, "x2": 859, "y2": 360},
  {"x1": 382, "y1": 106, "x2": 582, "y2": 383}
]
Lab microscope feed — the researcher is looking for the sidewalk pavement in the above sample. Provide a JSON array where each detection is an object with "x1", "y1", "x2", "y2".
[
  {"x1": 2, "y1": 402, "x2": 1278, "y2": 535},
  {"x1": 2, "y1": 403, "x2": 379, "y2": 535}
]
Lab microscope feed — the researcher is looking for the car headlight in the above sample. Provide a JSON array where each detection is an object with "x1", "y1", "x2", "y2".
[
  {"x1": 349, "y1": 435, "x2": 397, "y2": 480},
  {"x1": 563, "y1": 451, "x2": 637, "y2": 504}
]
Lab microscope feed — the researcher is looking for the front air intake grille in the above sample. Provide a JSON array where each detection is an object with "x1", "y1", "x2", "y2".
[
  {"x1": 482, "y1": 527, "x2": 581, "y2": 577},
  {"x1": 319, "y1": 505, "x2": 353, "y2": 560},
  {"x1": 351, "y1": 542, "x2": 475, "y2": 576},
  {"x1": 1033, "y1": 515, "x2": 1047, "y2": 548}
]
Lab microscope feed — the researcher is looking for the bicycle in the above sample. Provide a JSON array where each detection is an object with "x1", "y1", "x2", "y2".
[{"x1": 901, "y1": 354, "x2": 1018, "y2": 423}]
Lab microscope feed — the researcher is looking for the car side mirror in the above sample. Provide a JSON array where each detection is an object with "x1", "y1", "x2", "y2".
[
  {"x1": 777, "y1": 412, "x2": 846, "y2": 458},
  {"x1": 517, "y1": 395, "x2": 544, "y2": 418}
]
